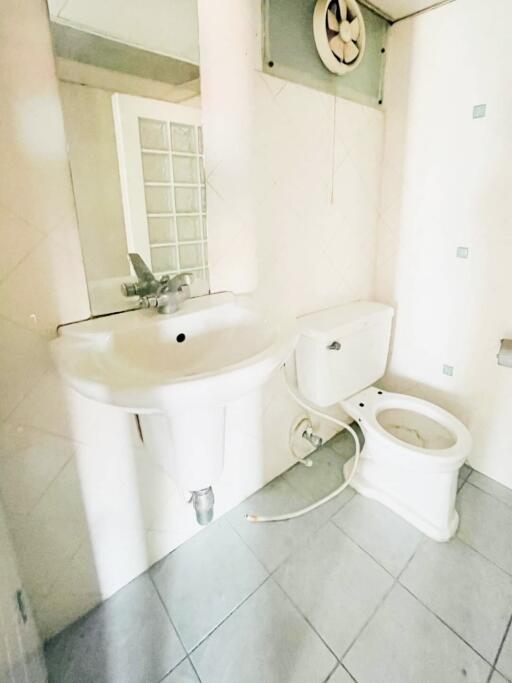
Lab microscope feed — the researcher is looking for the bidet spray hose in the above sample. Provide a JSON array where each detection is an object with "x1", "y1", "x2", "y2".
[{"x1": 245, "y1": 370, "x2": 362, "y2": 523}]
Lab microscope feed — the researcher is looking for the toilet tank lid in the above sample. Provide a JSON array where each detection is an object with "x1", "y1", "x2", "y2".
[{"x1": 297, "y1": 301, "x2": 394, "y2": 341}]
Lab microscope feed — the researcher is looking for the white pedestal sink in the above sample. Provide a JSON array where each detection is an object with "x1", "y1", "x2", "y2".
[{"x1": 51, "y1": 292, "x2": 297, "y2": 522}]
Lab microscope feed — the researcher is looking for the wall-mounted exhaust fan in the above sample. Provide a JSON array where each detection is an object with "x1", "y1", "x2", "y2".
[{"x1": 313, "y1": 0, "x2": 366, "y2": 75}]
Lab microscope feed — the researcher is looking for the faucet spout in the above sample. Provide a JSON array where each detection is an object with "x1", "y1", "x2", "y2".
[{"x1": 167, "y1": 272, "x2": 194, "y2": 292}]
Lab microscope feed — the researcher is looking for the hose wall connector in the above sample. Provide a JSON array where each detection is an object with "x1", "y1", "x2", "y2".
[
  {"x1": 190, "y1": 486, "x2": 215, "y2": 525},
  {"x1": 302, "y1": 425, "x2": 323, "y2": 449}
]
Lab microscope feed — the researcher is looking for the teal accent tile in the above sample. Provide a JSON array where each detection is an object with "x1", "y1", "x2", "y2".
[{"x1": 473, "y1": 104, "x2": 487, "y2": 119}]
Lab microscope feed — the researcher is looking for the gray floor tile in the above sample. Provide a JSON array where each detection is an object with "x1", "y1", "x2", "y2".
[
  {"x1": 151, "y1": 519, "x2": 267, "y2": 651},
  {"x1": 326, "y1": 665, "x2": 355, "y2": 682},
  {"x1": 162, "y1": 658, "x2": 200, "y2": 682},
  {"x1": 469, "y1": 471, "x2": 512, "y2": 509},
  {"x1": 44, "y1": 574, "x2": 185, "y2": 683},
  {"x1": 274, "y1": 521, "x2": 394, "y2": 657},
  {"x1": 332, "y1": 494, "x2": 422, "y2": 576},
  {"x1": 401, "y1": 537, "x2": 512, "y2": 662},
  {"x1": 328, "y1": 424, "x2": 364, "y2": 458},
  {"x1": 344, "y1": 584, "x2": 491, "y2": 683},
  {"x1": 283, "y1": 445, "x2": 355, "y2": 516},
  {"x1": 458, "y1": 483, "x2": 512, "y2": 575},
  {"x1": 191, "y1": 579, "x2": 336, "y2": 683},
  {"x1": 458, "y1": 464, "x2": 472, "y2": 490},
  {"x1": 492, "y1": 670, "x2": 511, "y2": 683},
  {"x1": 497, "y1": 625, "x2": 512, "y2": 681},
  {"x1": 226, "y1": 475, "x2": 339, "y2": 572}
]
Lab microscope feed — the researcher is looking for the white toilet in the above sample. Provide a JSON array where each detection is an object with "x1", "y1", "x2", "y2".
[{"x1": 295, "y1": 301, "x2": 472, "y2": 541}]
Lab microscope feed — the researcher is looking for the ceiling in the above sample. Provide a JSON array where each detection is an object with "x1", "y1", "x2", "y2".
[
  {"x1": 362, "y1": 0, "x2": 453, "y2": 21},
  {"x1": 47, "y1": 0, "x2": 200, "y2": 65}
]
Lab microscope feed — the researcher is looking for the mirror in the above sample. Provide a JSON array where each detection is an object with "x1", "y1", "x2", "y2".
[{"x1": 47, "y1": 0, "x2": 208, "y2": 315}]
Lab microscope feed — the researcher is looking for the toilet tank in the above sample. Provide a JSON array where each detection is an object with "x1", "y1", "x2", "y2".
[{"x1": 296, "y1": 301, "x2": 394, "y2": 407}]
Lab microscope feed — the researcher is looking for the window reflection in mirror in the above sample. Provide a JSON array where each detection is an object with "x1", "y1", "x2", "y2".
[{"x1": 46, "y1": 0, "x2": 207, "y2": 315}]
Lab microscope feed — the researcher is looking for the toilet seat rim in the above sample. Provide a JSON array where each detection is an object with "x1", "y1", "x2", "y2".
[{"x1": 342, "y1": 387, "x2": 472, "y2": 465}]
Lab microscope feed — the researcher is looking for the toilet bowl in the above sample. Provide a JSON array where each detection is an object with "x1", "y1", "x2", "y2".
[
  {"x1": 295, "y1": 300, "x2": 472, "y2": 541},
  {"x1": 341, "y1": 386, "x2": 472, "y2": 541}
]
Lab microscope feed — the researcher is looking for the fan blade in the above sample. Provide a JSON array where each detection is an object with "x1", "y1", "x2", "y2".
[
  {"x1": 327, "y1": 8, "x2": 339, "y2": 31},
  {"x1": 350, "y1": 17, "x2": 360, "y2": 41},
  {"x1": 339, "y1": 19, "x2": 352, "y2": 43},
  {"x1": 338, "y1": 0, "x2": 348, "y2": 22},
  {"x1": 329, "y1": 35, "x2": 345, "y2": 61},
  {"x1": 344, "y1": 40, "x2": 359, "y2": 63}
]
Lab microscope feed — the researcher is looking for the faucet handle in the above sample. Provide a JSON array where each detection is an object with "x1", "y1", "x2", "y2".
[
  {"x1": 121, "y1": 253, "x2": 160, "y2": 298},
  {"x1": 128, "y1": 253, "x2": 156, "y2": 282}
]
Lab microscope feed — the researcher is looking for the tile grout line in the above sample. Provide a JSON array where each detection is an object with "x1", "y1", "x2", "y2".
[
  {"x1": 322, "y1": 661, "x2": 358, "y2": 683},
  {"x1": 457, "y1": 466, "x2": 473, "y2": 492},
  {"x1": 455, "y1": 480, "x2": 512, "y2": 579},
  {"x1": 267, "y1": 515, "x2": 337, "y2": 578},
  {"x1": 270, "y1": 578, "x2": 342, "y2": 666},
  {"x1": 340, "y1": 575, "x2": 398, "y2": 664},
  {"x1": 322, "y1": 662, "x2": 340, "y2": 683},
  {"x1": 399, "y1": 583, "x2": 495, "y2": 670},
  {"x1": 224, "y1": 513, "x2": 278, "y2": 574},
  {"x1": 340, "y1": 533, "x2": 424, "y2": 666},
  {"x1": 465, "y1": 478, "x2": 512, "y2": 511},
  {"x1": 148, "y1": 571, "x2": 203, "y2": 683},
  {"x1": 463, "y1": 480, "x2": 512, "y2": 509},
  {"x1": 455, "y1": 529, "x2": 512, "y2": 579},
  {"x1": 330, "y1": 516, "x2": 406, "y2": 580},
  {"x1": 487, "y1": 610, "x2": 512, "y2": 683},
  {"x1": 184, "y1": 575, "x2": 272, "y2": 659}
]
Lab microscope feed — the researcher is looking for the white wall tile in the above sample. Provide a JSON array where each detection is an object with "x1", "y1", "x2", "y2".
[
  {"x1": 0, "y1": 424, "x2": 74, "y2": 516},
  {"x1": 0, "y1": 318, "x2": 50, "y2": 420},
  {"x1": 0, "y1": 205, "x2": 44, "y2": 283}
]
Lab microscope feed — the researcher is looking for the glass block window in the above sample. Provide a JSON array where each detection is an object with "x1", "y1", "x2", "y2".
[{"x1": 138, "y1": 117, "x2": 208, "y2": 283}]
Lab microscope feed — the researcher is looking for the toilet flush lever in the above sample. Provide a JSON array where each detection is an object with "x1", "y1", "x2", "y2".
[{"x1": 327, "y1": 341, "x2": 341, "y2": 350}]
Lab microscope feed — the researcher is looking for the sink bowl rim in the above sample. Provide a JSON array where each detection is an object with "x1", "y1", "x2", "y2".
[{"x1": 51, "y1": 292, "x2": 298, "y2": 410}]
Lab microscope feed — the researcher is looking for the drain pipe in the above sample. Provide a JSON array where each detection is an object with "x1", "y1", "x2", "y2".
[{"x1": 190, "y1": 487, "x2": 215, "y2": 525}]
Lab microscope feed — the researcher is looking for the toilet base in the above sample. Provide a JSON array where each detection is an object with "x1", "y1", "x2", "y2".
[{"x1": 343, "y1": 455, "x2": 460, "y2": 542}]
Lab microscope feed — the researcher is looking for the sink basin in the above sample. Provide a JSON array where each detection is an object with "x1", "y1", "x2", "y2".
[
  {"x1": 53, "y1": 292, "x2": 296, "y2": 410},
  {"x1": 52, "y1": 292, "x2": 297, "y2": 505}
]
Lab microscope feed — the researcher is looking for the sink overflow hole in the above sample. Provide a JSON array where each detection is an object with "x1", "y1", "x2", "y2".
[{"x1": 176, "y1": 333, "x2": 186, "y2": 343}]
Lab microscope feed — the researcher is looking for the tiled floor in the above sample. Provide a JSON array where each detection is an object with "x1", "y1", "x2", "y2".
[{"x1": 45, "y1": 429, "x2": 512, "y2": 683}]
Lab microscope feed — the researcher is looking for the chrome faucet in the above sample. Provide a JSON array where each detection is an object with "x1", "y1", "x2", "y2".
[{"x1": 121, "y1": 253, "x2": 194, "y2": 314}]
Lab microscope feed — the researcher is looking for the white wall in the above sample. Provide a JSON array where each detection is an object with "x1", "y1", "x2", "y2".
[
  {"x1": 0, "y1": 0, "x2": 382, "y2": 642},
  {"x1": 376, "y1": 0, "x2": 512, "y2": 488},
  {"x1": 0, "y1": 497, "x2": 46, "y2": 683},
  {"x1": 200, "y1": 0, "x2": 383, "y2": 329}
]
